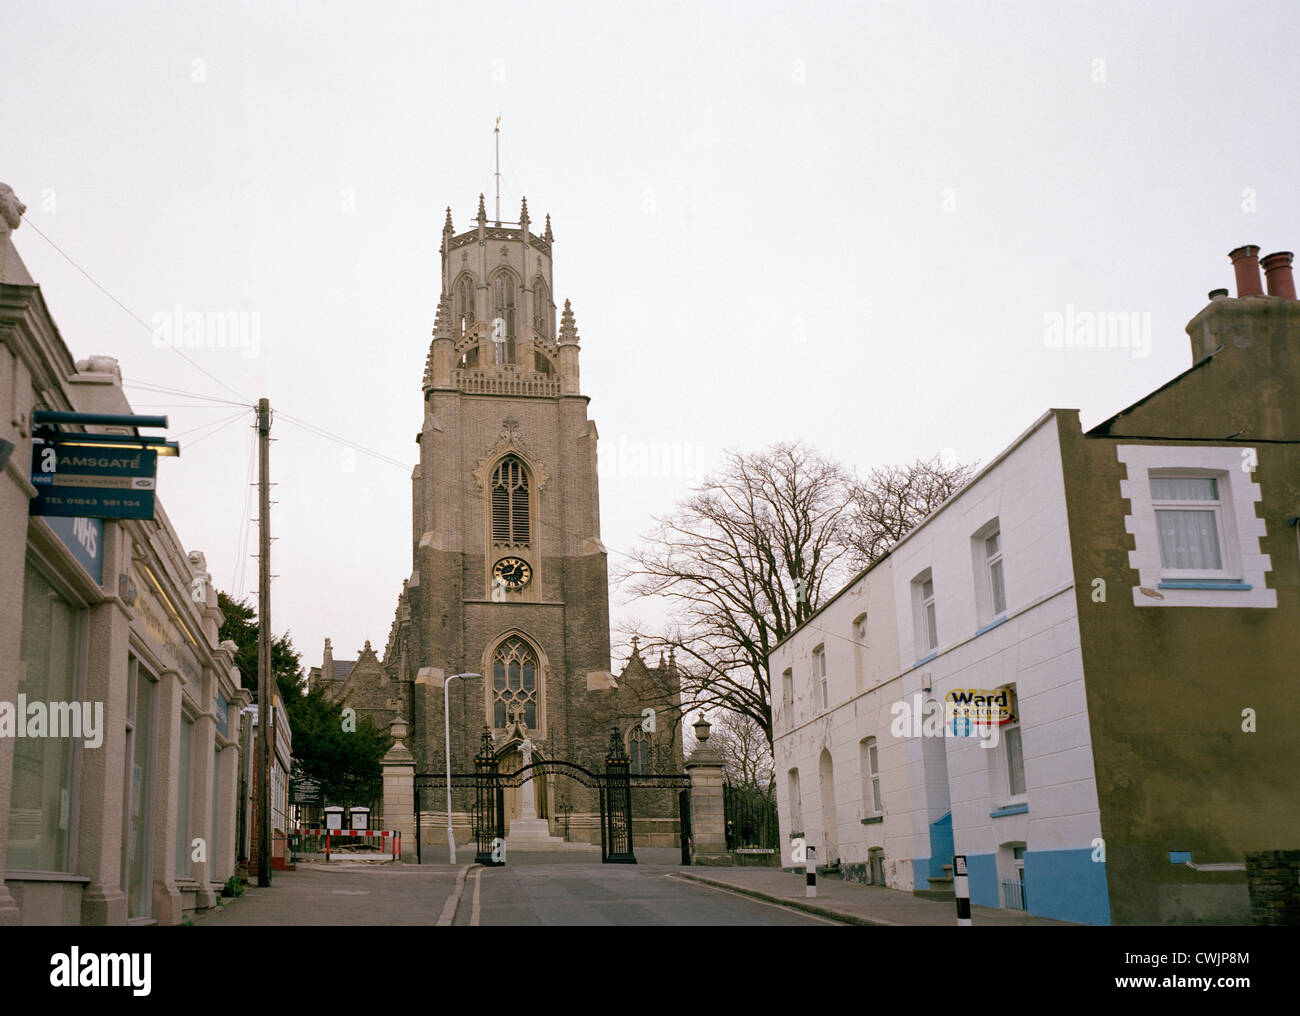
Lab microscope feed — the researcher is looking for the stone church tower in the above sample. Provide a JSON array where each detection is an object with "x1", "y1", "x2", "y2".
[{"x1": 314, "y1": 194, "x2": 683, "y2": 846}]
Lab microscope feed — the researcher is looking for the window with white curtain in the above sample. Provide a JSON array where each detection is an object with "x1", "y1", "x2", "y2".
[{"x1": 1150, "y1": 474, "x2": 1228, "y2": 576}]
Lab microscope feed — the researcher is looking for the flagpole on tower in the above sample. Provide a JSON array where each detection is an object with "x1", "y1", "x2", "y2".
[{"x1": 494, "y1": 114, "x2": 502, "y2": 225}]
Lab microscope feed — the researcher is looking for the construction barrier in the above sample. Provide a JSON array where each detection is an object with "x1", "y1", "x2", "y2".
[{"x1": 293, "y1": 828, "x2": 402, "y2": 862}]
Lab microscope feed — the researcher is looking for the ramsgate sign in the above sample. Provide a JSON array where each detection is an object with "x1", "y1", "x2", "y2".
[
  {"x1": 26, "y1": 411, "x2": 178, "y2": 522},
  {"x1": 30, "y1": 437, "x2": 157, "y2": 520}
]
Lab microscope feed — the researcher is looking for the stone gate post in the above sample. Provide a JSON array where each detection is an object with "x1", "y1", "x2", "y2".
[
  {"x1": 684, "y1": 714, "x2": 729, "y2": 866},
  {"x1": 381, "y1": 717, "x2": 417, "y2": 863}
]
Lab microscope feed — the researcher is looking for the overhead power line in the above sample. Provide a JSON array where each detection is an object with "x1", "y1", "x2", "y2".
[{"x1": 20, "y1": 215, "x2": 252, "y2": 404}]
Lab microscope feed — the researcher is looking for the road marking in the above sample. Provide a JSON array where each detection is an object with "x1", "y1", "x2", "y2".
[
  {"x1": 470, "y1": 867, "x2": 483, "y2": 926},
  {"x1": 330, "y1": 890, "x2": 369, "y2": 895},
  {"x1": 663, "y1": 874, "x2": 845, "y2": 925},
  {"x1": 437, "y1": 864, "x2": 473, "y2": 926}
]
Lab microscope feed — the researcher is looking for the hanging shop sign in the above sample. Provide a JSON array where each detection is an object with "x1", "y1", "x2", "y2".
[{"x1": 29, "y1": 436, "x2": 157, "y2": 520}]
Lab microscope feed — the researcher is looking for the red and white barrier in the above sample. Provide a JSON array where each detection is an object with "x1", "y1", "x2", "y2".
[{"x1": 295, "y1": 828, "x2": 402, "y2": 862}]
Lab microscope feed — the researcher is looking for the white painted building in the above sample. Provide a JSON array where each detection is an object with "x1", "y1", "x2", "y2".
[{"x1": 771, "y1": 411, "x2": 1108, "y2": 923}]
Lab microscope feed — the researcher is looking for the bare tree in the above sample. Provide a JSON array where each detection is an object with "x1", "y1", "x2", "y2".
[
  {"x1": 619, "y1": 441, "x2": 856, "y2": 750},
  {"x1": 710, "y1": 711, "x2": 774, "y2": 792},
  {"x1": 846, "y1": 454, "x2": 978, "y2": 567}
]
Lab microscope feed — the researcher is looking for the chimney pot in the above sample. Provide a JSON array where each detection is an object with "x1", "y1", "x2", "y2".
[
  {"x1": 1261, "y1": 251, "x2": 1296, "y2": 300},
  {"x1": 1208, "y1": 288, "x2": 1229, "y2": 301},
  {"x1": 1228, "y1": 245, "x2": 1264, "y2": 297}
]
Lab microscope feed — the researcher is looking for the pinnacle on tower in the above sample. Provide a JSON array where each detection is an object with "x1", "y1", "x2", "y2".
[
  {"x1": 519, "y1": 196, "x2": 529, "y2": 225},
  {"x1": 558, "y1": 298, "x2": 580, "y2": 346},
  {"x1": 431, "y1": 293, "x2": 452, "y2": 339},
  {"x1": 477, "y1": 193, "x2": 487, "y2": 223},
  {"x1": 544, "y1": 213, "x2": 553, "y2": 244},
  {"x1": 444, "y1": 206, "x2": 453, "y2": 232}
]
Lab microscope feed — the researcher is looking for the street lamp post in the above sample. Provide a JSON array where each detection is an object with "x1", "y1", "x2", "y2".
[{"x1": 445, "y1": 672, "x2": 482, "y2": 865}]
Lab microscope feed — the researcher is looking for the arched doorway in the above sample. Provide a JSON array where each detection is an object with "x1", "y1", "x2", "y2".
[
  {"x1": 496, "y1": 743, "x2": 550, "y2": 833},
  {"x1": 819, "y1": 748, "x2": 839, "y2": 864}
]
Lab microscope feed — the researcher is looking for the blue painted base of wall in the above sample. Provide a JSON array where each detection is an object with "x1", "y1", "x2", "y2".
[
  {"x1": 928, "y1": 813, "x2": 953, "y2": 880},
  {"x1": 1026, "y1": 848, "x2": 1111, "y2": 925},
  {"x1": 958, "y1": 848, "x2": 1110, "y2": 925},
  {"x1": 966, "y1": 853, "x2": 999, "y2": 907}
]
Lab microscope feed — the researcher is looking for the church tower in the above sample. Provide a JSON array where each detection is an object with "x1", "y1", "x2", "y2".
[{"x1": 363, "y1": 194, "x2": 682, "y2": 845}]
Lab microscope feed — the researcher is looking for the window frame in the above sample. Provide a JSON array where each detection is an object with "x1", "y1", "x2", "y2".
[
  {"x1": 1148, "y1": 469, "x2": 1237, "y2": 581},
  {"x1": 487, "y1": 634, "x2": 542, "y2": 735},
  {"x1": 972, "y1": 519, "x2": 1007, "y2": 628},
  {"x1": 813, "y1": 644, "x2": 828, "y2": 711},
  {"x1": 1002, "y1": 721, "x2": 1027, "y2": 802},
  {"x1": 1117, "y1": 445, "x2": 1275, "y2": 609},
  {"x1": 851, "y1": 613, "x2": 868, "y2": 690},
  {"x1": 912, "y1": 569, "x2": 938, "y2": 658},
  {"x1": 490, "y1": 456, "x2": 531, "y2": 549},
  {"x1": 860, "y1": 737, "x2": 882, "y2": 817},
  {"x1": 9, "y1": 551, "x2": 90, "y2": 875},
  {"x1": 627, "y1": 725, "x2": 651, "y2": 776}
]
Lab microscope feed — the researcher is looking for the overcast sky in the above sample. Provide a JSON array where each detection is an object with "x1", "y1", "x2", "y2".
[{"x1": 5, "y1": 0, "x2": 1298, "y2": 674}]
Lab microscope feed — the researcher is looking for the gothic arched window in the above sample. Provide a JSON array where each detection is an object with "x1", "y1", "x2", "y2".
[
  {"x1": 491, "y1": 272, "x2": 517, "y2": 362},
  {"x1": 491, "y1": 636, "x2": 538, "y2": 730},
  {"x1": 628, "y1": 726, "x2": 651, "y2": 775},
  {"x1": 532, "y1": 278, "x2": 552, "y2": 341},
  {"x1": 491, "y1": 456, "x2": 529, "y2": 547},
  {"x1": 456, "y1": 275, "x2": 475, "y2": 337}
]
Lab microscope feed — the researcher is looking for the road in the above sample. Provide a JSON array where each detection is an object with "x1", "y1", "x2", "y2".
[
  {"x1": 452, "y1": 856, "x2": 838, "y2": 926},
  {"x1": 194, "y1": 853, "x2": 838, "y2": 927}
]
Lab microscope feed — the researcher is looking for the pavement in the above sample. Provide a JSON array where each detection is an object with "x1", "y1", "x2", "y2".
[
  {"x1": 673, "y1": 866, "x2": 1076, "y2": 926},
  {"x1": 191, "y1": 860, "x2": 463, "y2": 926}
]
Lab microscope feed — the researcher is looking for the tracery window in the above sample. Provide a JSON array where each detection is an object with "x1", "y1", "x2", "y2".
[
  {"x1": 492, "y1": 272, "x2": 517, "y2": 362},
  {"x1": 628, "y1": 726, "x2": 651, "y2": 775},
  {"x1": 533, "y1": 278, "x2": 552, "y2": 340},
  {"x1": 456, "y1": 275, "x2": 475, "y2": 336},
  {"x1": 491, "y1": 456, "x2": 530, "y2": 547},
  {"x1": 491, "y1": 636, "x2": 538, "y2": 730}
]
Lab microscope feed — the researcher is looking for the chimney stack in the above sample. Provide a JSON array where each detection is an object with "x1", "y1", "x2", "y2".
[
  {"x1": 1228, "y1": 245, "x2": 1264, "y2": 297},
  {"x1": 1261, "y1": 251, "x2": 1296, "y2": 300}
]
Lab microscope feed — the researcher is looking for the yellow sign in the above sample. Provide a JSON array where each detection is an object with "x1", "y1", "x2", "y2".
[{"x1": 945, "y1": 687, "x2": 1017, "y2": 730}]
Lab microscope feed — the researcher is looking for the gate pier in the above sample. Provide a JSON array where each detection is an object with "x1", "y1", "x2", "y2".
[{"x1": 684, "y1": 715, "x2": 728, "y2": 865}]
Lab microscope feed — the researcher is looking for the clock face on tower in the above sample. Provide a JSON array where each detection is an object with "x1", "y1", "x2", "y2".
[{"x1": 493, "y1": 557, "x2": 532, "y2": 590}]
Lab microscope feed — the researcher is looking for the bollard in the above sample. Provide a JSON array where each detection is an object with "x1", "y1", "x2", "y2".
[
  {"x1": 953, "y1": 854, "x2": 971, "y2": 926},
  {"x1": 325, "y1": 830, "x2": 331, "y2": 863},
  {"x1": 806, "y1": 845, "x2": 817, "y2": 898}
]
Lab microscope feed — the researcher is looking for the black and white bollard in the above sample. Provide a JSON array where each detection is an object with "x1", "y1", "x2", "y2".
[
  {"x1": 953, "y1": 853, "x2": 971, "y2": 926},
  {"x1": 806, "y1": 845, "x2": 817, "y2": 898}
]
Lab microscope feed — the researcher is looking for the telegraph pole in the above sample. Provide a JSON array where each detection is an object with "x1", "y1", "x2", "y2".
[{"x1": 257, "y1": 397, "x2": 273, "y2": 888}]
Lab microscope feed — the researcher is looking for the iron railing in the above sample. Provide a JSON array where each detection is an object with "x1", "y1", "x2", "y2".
[
  {"x1": 1001, "y1": 878, "x2": 1027, "y2": 911},
  {"x1": 723, "y1": 782, "x2": 779, "y2": 854}
]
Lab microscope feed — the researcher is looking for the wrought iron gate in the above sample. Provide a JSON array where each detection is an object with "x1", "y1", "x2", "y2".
[
  {"x1": 679, "y1": 789, "x2": 692, "y2": 865},
  {"x1": 415, "y1": 725, "x2": 690, "y2": 866}
]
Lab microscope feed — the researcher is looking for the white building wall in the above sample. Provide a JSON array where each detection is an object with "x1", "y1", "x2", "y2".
[
  {"x1": 885, "y1": 413, "x2": 1101, "y2": 897},
  {"x1": 772, "y1": 555, "x2": 918, "y2": 889},
  {"x1": 771, "y1": 412, "x2": 1104, "y2": 902}
]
